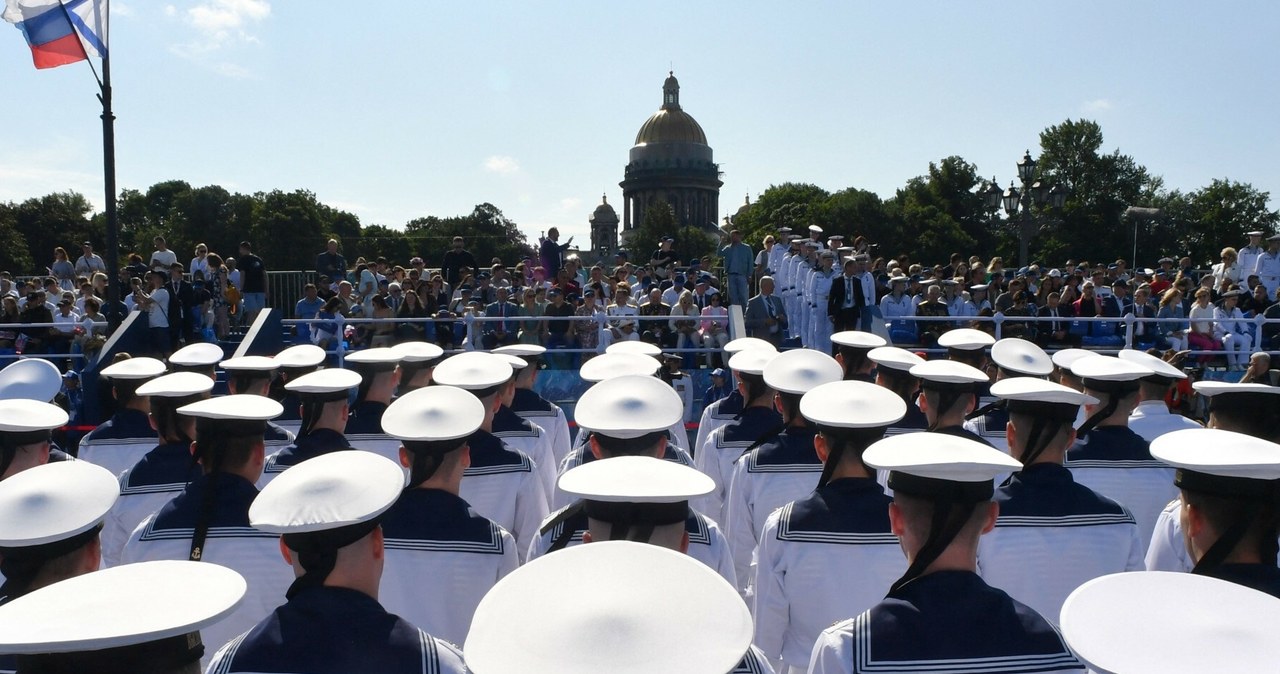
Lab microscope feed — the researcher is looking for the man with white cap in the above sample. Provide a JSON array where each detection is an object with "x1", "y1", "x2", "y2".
[
  {"x1": 962, "y1": 338, "x2": 1054, "y2": 452},
  {"x1": 0, "y1": 560, "x2": 246, "y2": 673},
  {"x1": 377, "y1": 386, "x2": 518, "y2": 646},
  {"x1": 1063, "y1": 355, "x2": 1176, "y2": 550},
  {"x1": 220, "y1": 356, "x2": 295, "y2": 453},
  {"x1": 807, "y1": 250, "x2": 838, "y2": 352},
  {"x1": 121, "y1": 394, "x2": 293, "y2": 666},
  {"x1": 1059, "y1": 570, "x2": 1280, "y2": 674},
  {"x1": 432, "y1": 352, "x2": 548, "y2": 557},
  {"x1": 808, "y1": 434, "x2": 1082, "y2": 674},
  {"x1": 695, "y1": 347, "x2": 782, "y2": 523},
  {"x1": 339, "y1": 348, "x2": 404, "y2": 463},
  {"x1": 830, "y1": 330, "x2": 886, "y2": 382},
  {"x1": 1147, "y1": 381, "x2": 1280, "y2": 572},
  {"x1": 1119, "y1": 349, "x2": 1202, "y2": 442},
  {"x1": 0, "y1": 399, "x2": 69, "y2": 482},
  {"x1": 1050, "y1": 347, "x2": 1093, "y2": 392},
  {"x1": 490, "y1": 353, "x2": 558, "y2": 499},
  {"x1": 1150, "y1": 428, "x2": 1280, "y2": 596},
  {"x1": 208, "y1": 452, "x2": 468, "y2": 673},
  {"x1": 692, "y1": 337, "x2": 774, "y2": 463},
  {"x1": 101, "y1": 372, "x2": 212, "y2": 568},
  {"x1": 1253, "y1": 233, "x2": 1280, "y2": 298},
  {"x1": 167, "y1": 341, "x2": 225, "y2": 379},
  {"x1": 753, "y1": 381, "x2": 908, "y2": 674},
  {"x1": 868, "y1": 346, "x2": 928, "y2": 436},
  {"x1": 911, "y1": 359, "x2": 992, "y2": 444},
  {"x1": 258, "y1": 368, "x2": 362, "y2": 487},
  {"x1": 1213, "y1": 288, "x2": 1252, "y2": 370},
  {"x1": 392, "y1": 341, "x2": 443, "y2": 395},
  {"x1": 1238, "y1": 230, "x2": 1267, "y2": 282},
  {"x1": 466, "y1": 541, "x2": 760, "y2": 674},
  {"x1": 976, "y1": 378, "x2": 1143, "y2": 622},
  {"x1": 496, "y1": 344, "x2": 573, "y2": 468},
  {"x1": 77, "y1": 356, "x2": 165, "y2": 477},
  {"x1": 529, "y1": 377, "x2": 736, "y2": 584},
  {"x1": 271, "y1": 344, "x2": 327, "y2": 435},
  {"x1": 938, "y1": 327, "x2": 995, "y2": 371},
  {"x1": 723, "y1": 349, "x2": 842, "y2": 590}
]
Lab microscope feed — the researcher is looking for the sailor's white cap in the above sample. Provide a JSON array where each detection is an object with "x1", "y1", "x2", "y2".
[
  {"x1": 1150, "y1": 428, "x2": 1280, "y2": 481},
  {"x1": 1060, "y1": 571, "x2": 1280, "y2": 674},
  {"x1": 990, "y1": 377, "x2": 1098, "y2": 407},
  {"x1": 343, "y1": 347, "x2": 403, "y2": 369},
  {"x1": 1192, "y1": 380, "x2": 1280, "y2": 398},
  {"x1": 575, "y1": 375, "x2": 683, "y2": 439},
  {"x1": 910, "y1": 359, "x2": 989, "y2": 386},
  {"x1": 250, "y1": 451, "x2": 403, "y2": 535},
  {"x1": 493, "y1": 344, "x2": 546, "y2": 358},
  {"x1": 831, "y1": 331, "x2": 888, "y2": 349},
  {"x1": 393, "y1": 341, "x2": 445, "y2": 363},
  {"x1": 0, "y1": 359, "x2": 62, "y2": 402},
  {"x1": 937, "y1": 328, "x2": 995, "y2": 351},
  {"x1": 991, "y1": 339, "x2": 1053, "y2": 376},
  {"x1": 864, "y1": 432, "x2": 1022, "y2": 483},
  {"x1": 274, "y1": 344, "x2": 327, "y2": 368},
  {"x1": 282, "y1": 368, "x2": 362, "y2": 396},
  {"x1": 167, "y1": 342, "x2": 224, "y2": 368},
  {"x1": 727, "y1": 348, "x2": 778, "y2": 376},
  {"x1": 1050, "y1": 347, "x2": 1095, "y2": 370},
  {"x1": 178, "y1": 394, "x2": 282, "y2": 421},
  {"x1": 136, "y1": 372, "x2": 215, "y2": 398},
  {"x1": 604, "y1": 341, "x2": 662, "y2": 357},
  {"x1": 868, "y1": 346, "x2": 925, "y2": 372},
  {"x1": 723, "y1": 337, "x2": 776, "y2": 355},
  {"x1": 100, "y1": 357, "x2": 166, "y2": 380},
  {"x1": 1117, "y1": 348, "x2": 1187, "y2": 380},
  {"x1": 1069, "y1": 355, "x2": 1152, "y2": 382},
  {"x1": 382, "y1": 386, "x2": 484, "y2": 442},
  {"x1": 218, "y1": 355, "x2": 279, "y2": 373},
  {"x1": 801, "y1": 380, "x2": 907, "y2": 428},
  {"x1": 464, "y1": 541, "x2": 752, "y2": 674},
  {"x1": 558, "y1": 455, "x2": 714, "y2": 505},
  {"x1": 0, "y1": 399, "x2": 69, "y2": 433},
  {"x1": 579, "y1": 353, "x2": 661, "y2": 383},
  {"x1": 762, "y1": 349, "x2": 842, "y2": 394},
  {"x1": 0, "y1": 460, "x2": 118, "y2": 547},
  {"x1": 430, "y1": 352, "x2": 514, "y2": 390}
]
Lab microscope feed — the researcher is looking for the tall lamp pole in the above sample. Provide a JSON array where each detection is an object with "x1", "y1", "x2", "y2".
[{"x1": 978, "y1": 150, "x2": 1067, "y2": 267}]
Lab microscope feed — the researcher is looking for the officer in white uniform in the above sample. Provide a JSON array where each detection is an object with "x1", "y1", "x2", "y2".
[
  {"x1": 377, "y1": 386, "x2": 518, "y2": 646},
  {"x1": 271, "y1": 344, "x2": 328, "y2": 436},
  {"x1": 878, "y1": 274, "x2": 915, "y2": 342},
  {"x1": 0, "y1": 400, "x2": 68, "y2": 483},
  {"x1": 831, "y1": 330, "x2": 886, "y2": 382},
  {"x1": 467, "y1": 540, "x2": 768, "y2": 674},
  {"x1": 491, "y1": 353, "x2": 558, "y2": 501},
  {"x1": 808, "y1": 434, "x2": 1083, "y2": 674},
  {"x1": 432, "y1": 352, "x2": 548, "y2": 559},
  {"x1": 530, "y1": 376, "x2": 735, "y2": 585},
  {"x1": 497, "y1": 344, "x2": 573, "y2": 469},
  {"x1": 0, "y1": 560, "x2": 246, "y2": 673},
  {"x1": 392, "y1": 340, "x2": 443, "y2": 395},
  {"x1": 259, "y1": 369, "x2": 362, "y2": 487},
  {"x1": 341, "y1": 347, "x2": 404, "y2": 463},
  {"x1": 1118, "y1": 349, "x2": 1202, "y2": 443},
  {"x1": 1063, "y1": 355, "x2": 1176, "y2": 551},
  {"x1": 769, "y1": 227, "x2": 792, "y2": 277},
  {"x1": 1252, "y1": 233, "x2": 1280, "y2": 298},
  {"x1": 1237, "y1": 230, "x2": 1266, "y2": 285},
  {"x1": 808, "y1": 251, "x2": 838, "y2": 353},
  {"x1": 976, "y1": 378, "x2": 1144, "y2": 623},
  {"x1": 1150, "y1": 428, "x2": 1280, "y2": 597},
  {"x1": 724, "y1": 349, "x2": 842, "y2": 591},
  {"x1": 102, "y1": 372, "x2": 212, "y2": 568},
  {"x1": 77, "y1": 357, "x2": 165, "y2": 478},
  {"x1": 753, "y1": 381, "x2": 907, "y2": 674},
  {"x1": 121, "y1": 394, "x2": 294, "y2": 669},
  {"x1": 695, "y1": 348, "x2": 782, "y2": 523},
  {"x1": 692, "y1": 337, "x2": 776, "y2": 465},
  {"x1": 1213, "y1": 289, "x2": 1252, "y2": 370},
  {"x1": 1146, "y1": 381, "x2": 1280, "y2": 572},
  {"x1": 220, "y1": 355, "x2": 295, "y2": 453},
  {"x1": 1059, "y1": 569, "x2": 1280, "y2": 673},
  {"x1": 963, "y1": 338, "x2": 1054, "y2": 452},
  {"x1": 868, "y1": 346, "x2": 928, "y2": 436},
  {"x1": 208, "y1": 452, "x2": 468, "y2": 673}
]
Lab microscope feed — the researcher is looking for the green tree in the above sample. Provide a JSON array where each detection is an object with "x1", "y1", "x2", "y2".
[
  {"x1": 629, "y1": 199, "x2": 677, "y2": 269},
  {"x1": 730, "y1": 182, "x2": 830, "y2": 244},
  {"x1": 251, "y1": 189, "x2": 328, "y2": 271},
  {"x1": 11, "y1": 191, "x2": 96, "y2": 272},
  {"x1": 358, "y1": 224, "x2": 413, "y2": 265},
  {"x1": 0, "y1": 204, "x2": 34, "y2": 273},
  {"x1": 1152, "y1": 180, "x2": 1279, "y2": 266}
]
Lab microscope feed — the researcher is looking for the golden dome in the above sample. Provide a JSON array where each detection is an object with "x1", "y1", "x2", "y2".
[{"x1": 633, "y1": 72, "x2": 708, "y2": 146}]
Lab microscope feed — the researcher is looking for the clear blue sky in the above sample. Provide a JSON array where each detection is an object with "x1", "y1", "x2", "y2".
[{"x1": 2, "y1": 1, "x2": 1275, "y2": 249}]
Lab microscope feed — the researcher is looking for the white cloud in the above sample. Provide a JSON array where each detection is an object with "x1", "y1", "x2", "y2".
[
  {"x1": 163, "y1": 5, "x2": 177, "y2": 17},
  {"x1": 484, "y1": 156, "x2": 520, "y2": 174},
  {"x1": 169, "y1": 0, "x2": 270, "y2": 62},
  {"x1": 559, "y1": 197, "x2": 582, "y2": 210},
  {"x1": 113, "y1": 2, "x2": 135, "y2": 17},
  {"x1": 1082, "y1": 98, "x2": 1113, "y2": 113}
]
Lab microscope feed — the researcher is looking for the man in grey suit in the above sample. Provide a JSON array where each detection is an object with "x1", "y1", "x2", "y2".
[{"x1": 744, "y1": 276, "x2": 788, "y2": 346}]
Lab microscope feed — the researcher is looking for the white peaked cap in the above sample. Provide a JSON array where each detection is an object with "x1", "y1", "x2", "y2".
[
  {"x1": 1050, "y1": 348, "x2": 1095, "y2": 370},
  {"x1": 1191, "y1": 380, "x2": 1280, "y2": 398},
  {"x1": 464, "y1": 541, "x2": 752, "y2": 674},
  {"x1": 991, "y1": 339, "x2": 1053, "y2": 376},
  {"x1": 0, "y1": 399, "x2": 68, "y2": 433},
  {"x1": 727, "y1": 348, "x2": 778, "y2": 376},
  {"x1": 431, "y1": 352, "x2": 514, "y2": 390},
  {"x1": 1117, "y1": 349, "x2": 1187, "y2": 380},
  {"x1": 167, "y1": 343, "x2": 223, "y2": 368},
  {"x1": 274, "y1": 344, "x2": 327, "y2": 368},
  {"x1": 250, "y1": 452, "x2": 403, "y2": 535},
  {"x1": 723, "y1": 337, "x2": 777, "y2": 355},
  {"x1": 1060, "y1": 571, "x2": 1280, "y2": 674},
  {"x1": 801, "y1": 380, "x2": 907, "y2": 428},
  {"x1": 0, "y1": 359, "x2": 63, "y2": 402},
  {"x1": 558, "y1": 455, "x2": 714, "y2": 504},
  {"x1": 868, "y1": 346, "x2": 925, "y2": 372},
  {"x1": 864, "y1": 433, "x2": 1022, "y2": 483},
  {"x1": 763, "y1": 349, "x2": 842, "y2": 394},
  {"x1": 178, "y1": 394, "x2": 282, "y2": 421},
  {"x1": 575, "y1": 375, "x2": 683, "y2": 439},
  {"x1": 990, "y1": 377, "x2": 1098, "y2": 407},
  {"x1": 0, "y1": 460, "x2": 118, "y2": 547},
  {"x1": 604, "y1": 341, "x2": 662, "y2": 357},
  {"x1": 283, "y1": 368, "x2": 362, "y2": 395},
  {"x1": 218, "y1": 356, "x2": 280, "y2": 372},
  {"x1": 493, "y1": 344, "x2": 546, "y2": 358},
  {"x1": 1150, "y1": 428, "x2": 1280, "y2": 480},
  {"x1": 937, "y1": 328, "x2": 995, "y2": 350},
  {"x1": 343, "y1": 347, "x2": 403, "y2": 366},
  {"x1": 136, "y1": 372, "x2": 214, "y2": 398},
  {"x1": 394, "y1": 341, "x2": 445, "y2": 363},
  {"x1": 494, "y1": 354, "x2": 529, "y2": 370},
  {"x1": 382, "y1": 386, "x2": 484, "y2": 442},
  {"x1": 100, "y1": 357, "x2": 166, "y2": 380},
  {"x1": 0, "y1": 560, "x2": 246, "y2": 655},
  {"x1": 910, "y1": 359, "x2": 989, "y2": 385},
  {"x1": 578, "y1": 353, "x2": 661, "y2": 383},
  {"x1": 1069, "y1": 355, "x2": 1152, "y2": 382},
  {"x1": 831, "y1": 331, "x2": 888, "y2": 349}
]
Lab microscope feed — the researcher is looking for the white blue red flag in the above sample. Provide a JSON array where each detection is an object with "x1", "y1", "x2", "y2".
[{"x1": 4, "y1": 0, "x2": 107, "y2": 69}]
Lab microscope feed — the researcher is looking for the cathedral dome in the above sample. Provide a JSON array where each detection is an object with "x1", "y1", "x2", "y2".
[{"x1": 633, "y1": 72, "x2": 708, "y2": 146}]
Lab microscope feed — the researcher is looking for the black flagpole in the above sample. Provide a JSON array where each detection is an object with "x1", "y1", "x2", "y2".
[{"x1": 98, "y1": 50, "x2": 120, "y2": 330}]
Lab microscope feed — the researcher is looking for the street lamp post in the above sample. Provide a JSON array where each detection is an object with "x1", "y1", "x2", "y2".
[{"x1": 978, "y1": 150, "x2": 1067, "y2": 267}]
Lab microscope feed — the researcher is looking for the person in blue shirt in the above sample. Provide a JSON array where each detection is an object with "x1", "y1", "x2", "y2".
[
  {"x1": 702, "y1": 367, "x2": 732, "y2": 410},
  {"x1": 718, "y1": 229, "x2": 755, "y2": 307}
]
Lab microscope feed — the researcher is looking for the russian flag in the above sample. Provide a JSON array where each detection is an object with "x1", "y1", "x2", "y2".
[{"x1": 4, "y1": 0, "x2": 107, "y2": 70}]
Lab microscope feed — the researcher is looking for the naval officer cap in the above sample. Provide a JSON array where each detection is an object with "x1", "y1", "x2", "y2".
[
  {"x1": 1247, "y1": 230, "x2": 1265, "y2": 237},
  {"x1": 0, "y1": 358, "x2": 62, "y2": 402},
  {"x1": 990, "y1": 378, "x2": 1098, "y2": 465},
  {"x1": 1060, "y1": 571, "x2": 1280, "y2": 674},
  {"x1": 494, "y1": 353, "x2": 530, "y2": 371},
  {"x1": 394, "y1": 341, "x2": 445, "y2": 363},
  {"x1": 167, "y1": 342, "x2": 224, "y2": 370},
  {"x1": 465, "y1": 541, "x2": 752, "y2": 674},
  {"x1": 990, "y1": 338, "x2": 1053, "y2": 377},
  {"x1": 100, "y1": 356, "x2": 166, "y2": 380},
  {"x1": 178, "y1": 393, "x2": 282, "y2": 439},
  {"x1": 0, "y1": 399, "x2": 69, "y2": 477},
  {"x1": 558, "y1": 456, "x2": 713, "y2": 543},
  {"x1": 343, "y1": 347, "x2": 403, "y2": 373},
  {"x1": 431, "y1": 352, "x2": 514, "y2": 394},
  {"x1": 910, "y1": 360, "x2": 988, "y2": 389},
  {"x1": 763, "y1": 349, "x2": 842, "y2": 395},
  {"x1": 1050, "y1": 347, "x2": 1094, "y2": 371},
  {"x1": 868, "y1": 346, "x2": 926, "y2": 373},
  {"x1": 136, "y1": 371, "x2": 215, "y2": 399},
  {"x1": 219, "y1": 355, "x2": 280, "y2": 374},
  {"x1": 831, "y1": 331, "x2": 888, "y2": 349},
  {"x1": 1117, "y1": 348, "x2": 1187, "y2": 383},
  {"x1": 604, "y1": 340, "x2": 662, "y2": 357},
  {"x1": 578, "y1": 352, "x2": 661, "y2": 383},
  {"x1": 250, "y1": 451, "x2": 404, "y2": 598},
  {"x1": 936, "y1": 328, "x2": 995, "y2": 352},
  {"x1": 803, "y1": 381, "x2": 908, "y2": 487},
  {"x1": 1191, "y1": 381, "x2": 1280, "y2": 441},
  {"x1": 727, "y1": 347, "x2": 778, "y2": 376},
  {"x1": 723, "y1": 336, "x2": 776, "y2": 354},
  {"x1": 283, "y1": 368, "x2": 363, "y2": 401},
  {"x1": 383, "y1": 385, "x2": 484, "y2": 482},
  {"x1": 575, "y1": 375, "x2": 683, "y2": 440},
  {"x1": 493, "y1": 343, "x2": 545, "y2": 366},
  {"x1": 1069, "y1": 355, "x2": 1152, "y2": 433},
  {"x1": 0, "y1": 560, "x2": 246, "y2": 672},
  {"x1": 274, "y1": 343, "x2": 327, "y2": 369}
]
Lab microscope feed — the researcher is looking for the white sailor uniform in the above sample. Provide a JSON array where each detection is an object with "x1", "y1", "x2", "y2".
[
  {"x1": 342, "y1": 400, "x2": 403, "y2": 463},
  {"x1": 1145, "y1": 497, "x2": 1194, "y2": 572},
  {"x1": 962, "y1": 404, "x2": 1011, "y2": 453},
  {"x1": 807, "y1": 571, "x2": 1083, "y2": 674},
  {"x1": 1127, "y1": 399, "x2": 1203, "y2": 443},
  {"x1": 553, "y1": 439, "x2": 694, "y2": 510},
  {"x1": 526, "y1": 502, "x2": 737, "y2": 586},
  {"x1": 75, "y1": 408, "x2": 158, "y2": 478},
  {"x1": 1254, "y1": 249, "x2": 1280, "y2": 297},
  {"x1": 1239, "y1": 244, "x2": 1265, "y2": 284},
  {"x1": 257, "y1": 428, "x2": 354, "y2": 489},
  {"x1": 379, "y1": 487, "x2": 518, "y2": 647},
  {"x1": 510, "y1": 387, "x2": 573, "y2": 469},
  {"x1": 100, "y1": 441, "x2": 202, "y2": 568},
  {"x1": 694, "y1": 405, "x2": 782, "y2": 524},
  {"x1": 565, "y1": 418, "x2": 688, "y2": 466},
  {"x1": 206, "y1": 585, "x2": 468, "y2": 674},
  {"x1": 753, "y1": 477, "x2": 904, "y2": 673},
  {"x1": 723, "y1": 426, "x2": 822, "y2": 592},
  {"x1": 491, "y1": 405, "x2": 557, "y2": 504},
  {"x1": 809, "y1": 268, "x2": 838, "y2": 353},
  {"x1": 1064, "y1": 426, "x2": 1178, "y2": 551},
  {"x1": 977, "y1": 463, "x2": 1144, "y2": 622},
  {"x1": 120, "y1": 474, "x2": 293, "y2": 669},
  {"x1": 459, "y1": 429, "x2": 548, "y2": 561},
  {"x1": 693, "y1": 389, "x2": 744, "y2": 468}
]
